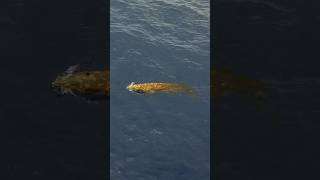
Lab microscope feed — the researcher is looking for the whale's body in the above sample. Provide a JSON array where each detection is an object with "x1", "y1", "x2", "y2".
[
  {"x1": 52, "y1": 65, "x2": 109, "y2": 97},
  {"x1": 126, "y1": 82, "x2": 193, "y2": 94},
  {"x1": 211, "y1": 70, "x2": 265, "y2": 98},
  {"x1": 52, "y1": 65, "x2": 265, "y2": 101}
]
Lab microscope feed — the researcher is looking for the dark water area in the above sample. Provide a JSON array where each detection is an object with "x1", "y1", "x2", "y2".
[
  {"x1": 213, "y1": 0, "x2": 320, "y2": 179},
  {"x1": 110, "y1": 0, "x2": 210, "y2": 180},
  {"x1": 1, "y1": 0, "x2": 107, "y2": 179}
]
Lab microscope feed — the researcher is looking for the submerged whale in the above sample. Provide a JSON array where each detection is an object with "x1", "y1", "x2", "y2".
[
  {"x1": 52, "y1": 65, "x2": 109, "y2": 98},
  {"x1": 211, "y1": 70, "x2": 265, "y2": 99}
]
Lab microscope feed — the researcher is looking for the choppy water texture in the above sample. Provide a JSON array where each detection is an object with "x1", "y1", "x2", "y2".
[{"x1": 110, "y1": 0, "x2": 210, "y2": 180}]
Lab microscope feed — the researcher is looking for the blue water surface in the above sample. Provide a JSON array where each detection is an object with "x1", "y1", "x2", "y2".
[{"x1": 110, "y1": 0, "x2": 210, "y2": 179}]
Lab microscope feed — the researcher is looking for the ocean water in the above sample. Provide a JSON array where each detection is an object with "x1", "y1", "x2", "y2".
[
  {"x1": 110, "y1": 0, "x2": 210, "y2": 179},
  {"x1": 1, "y1": 0, "x2": 107, "y2": 179},
  {"x1": 3, "y1": 0, "x2": 320, "y2": 179},
  {"x1": 214, "y1": 1, "x2": 320, "y2": 179}
]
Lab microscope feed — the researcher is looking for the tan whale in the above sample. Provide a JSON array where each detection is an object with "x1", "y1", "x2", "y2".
[
  {"x1": 52, "y1": 65, "x2": 265, "y2": 100},
  {"x1": 126, "y1": 82, "x2": 194, "y2": 94},
  {"x1": 52, "y1": 65, "x2": 109, "y2": 97}
]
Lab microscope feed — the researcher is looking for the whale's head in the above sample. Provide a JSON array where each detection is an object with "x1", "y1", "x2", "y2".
[
  {"x1": 126, "y1": 82, "x2": 145, "y2": 94},
  {"x1": 126, "y1": 82, "x2": 136, "y2": 92}
]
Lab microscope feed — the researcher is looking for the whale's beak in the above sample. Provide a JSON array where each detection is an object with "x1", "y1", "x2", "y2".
[{"x1": 126, "y1": 85, "x2": 133, "y2": 91}]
